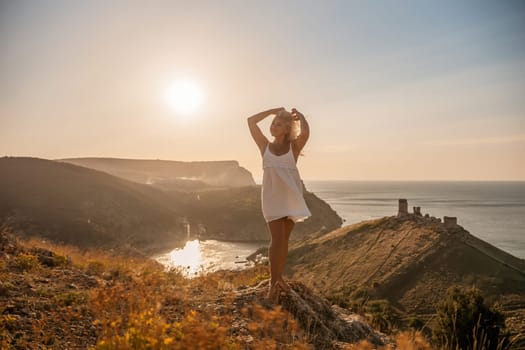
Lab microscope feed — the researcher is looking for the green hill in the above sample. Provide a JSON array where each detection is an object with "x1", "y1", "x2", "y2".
[
  {"x1": 286, "y1": 213, "x2": 525, "y2": 339},
  {"x1": 0, "y1": 157, "x2": 187, "y2": 251}
]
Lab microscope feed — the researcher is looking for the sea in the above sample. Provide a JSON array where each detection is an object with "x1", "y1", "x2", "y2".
[
  {"x1": 305, "y1": 181, "x2": 525, "y2": 260},
  {"x1": 154, "y1": 181, "x2": 525, "y2": 275}
]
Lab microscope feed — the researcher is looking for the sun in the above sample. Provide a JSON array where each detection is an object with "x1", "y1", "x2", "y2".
[{"x1": 164, "y1": 78, "x2": 203, "y2": 115}]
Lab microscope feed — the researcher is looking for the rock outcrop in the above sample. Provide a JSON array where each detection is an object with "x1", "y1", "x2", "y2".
[{"x1": 232, "y1": 280, "x2": 391, "y2": 349}]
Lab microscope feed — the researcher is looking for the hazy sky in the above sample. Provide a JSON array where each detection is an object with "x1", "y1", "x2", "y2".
[{"x1": 1, "y1": 0, "x2": 524, "y2": 181}]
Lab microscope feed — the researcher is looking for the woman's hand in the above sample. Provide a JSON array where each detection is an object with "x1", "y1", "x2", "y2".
[
  {"x1": 291, "y1": 107, "x2": 309, "y2": 151},
  {"x1": 291, "y1": 108, "x2": 304, "y2": 120}
]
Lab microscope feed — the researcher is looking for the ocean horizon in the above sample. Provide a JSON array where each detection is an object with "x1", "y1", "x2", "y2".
[{"x1": 303, "y1": 180, "x2": 525, "y2": 259}]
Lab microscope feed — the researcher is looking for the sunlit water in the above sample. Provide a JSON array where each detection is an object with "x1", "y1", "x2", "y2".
[{"x1": 154, "y1": 239, "x2": 264, "y2": 277}]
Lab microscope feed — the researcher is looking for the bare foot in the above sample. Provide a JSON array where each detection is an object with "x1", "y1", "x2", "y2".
[
  {"x1": 276, "y1": 279, "x2": 291, "y2": 292},
  {"x1": 265, "y1": 282, "x2": 280, "y2": 303}
]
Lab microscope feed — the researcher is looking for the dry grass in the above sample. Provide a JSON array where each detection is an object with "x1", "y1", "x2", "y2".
[
  {"x1": 87, "y1": 260, "x2": 313, "y2": 349},
  {"x1": 3, "y1": 235, "x2": 313, "y2": 348},
  {"x1": 2, "y1": 234, "x2": 439, "y2": 349},
  {"x1": 342, "y1": 331, "x2": 432, "y2": 349}
]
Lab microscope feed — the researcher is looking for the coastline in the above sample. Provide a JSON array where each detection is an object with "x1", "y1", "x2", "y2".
[{"x1": 304, "y1": 180, "x2": 525, "y2": 259}]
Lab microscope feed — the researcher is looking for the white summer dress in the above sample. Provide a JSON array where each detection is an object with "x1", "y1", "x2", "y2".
[{"x1": 261, "y1": 142, "x2": 312, "y2": 223}]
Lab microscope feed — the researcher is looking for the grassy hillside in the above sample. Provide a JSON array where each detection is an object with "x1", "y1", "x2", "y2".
[
  {"x1": 0, "y1": 157, "x2": 187, "y2": 251},
  {"x1": 0, "y1": 228, "x2": 307, "y2": 349},
  {"x1": 285, "y1": 214, "x2": 525, "y2": 340},
  {"x1": 0, "y1": 228, "x2": 437, "y2": 349}
]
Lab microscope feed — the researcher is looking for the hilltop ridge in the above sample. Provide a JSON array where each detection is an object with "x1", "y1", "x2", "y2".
[
  {"x1": 57, "y1": 157, "x2": 255, "y2": 190},
  {"x1": 286, "y1": 201, "x2": 525, "y2": 339}
]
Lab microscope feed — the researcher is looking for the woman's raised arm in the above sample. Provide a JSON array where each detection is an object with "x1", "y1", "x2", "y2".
[
  {"x1": 247, "y1": 107, "x2": 283, "y2": 153},
  {"x1": 291, "y1": 108, "x2": 310, "y2": 152}
]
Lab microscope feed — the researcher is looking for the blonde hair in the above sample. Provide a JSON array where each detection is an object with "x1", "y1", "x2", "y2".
[{"x1": 276, "y1": 110, "x2": 301, "y2": 142}]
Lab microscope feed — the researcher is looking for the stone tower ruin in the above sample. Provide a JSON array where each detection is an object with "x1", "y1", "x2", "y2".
[{"x1": 398, "y1": 199, "x2": 408, "y2": 217}]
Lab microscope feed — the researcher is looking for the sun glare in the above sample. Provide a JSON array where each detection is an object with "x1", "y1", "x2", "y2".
[
  {"x1": 167, "y1": 239, "x2": 202, "y2": 275},
  {"x1": 164, "y1": 78, "x2": 203, "y2": 115}
]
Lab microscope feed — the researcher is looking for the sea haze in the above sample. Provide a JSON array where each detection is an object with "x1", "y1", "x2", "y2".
[{"x1": 304, "y1": 181, "x2": 525, "y2": 259}]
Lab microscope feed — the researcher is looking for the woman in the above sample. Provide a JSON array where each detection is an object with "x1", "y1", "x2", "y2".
[{"x1": 247, "y1": 107, "x2": 312, "y2": 301}]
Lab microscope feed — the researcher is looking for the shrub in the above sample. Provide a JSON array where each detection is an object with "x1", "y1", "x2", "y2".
[
  {"x1": 0, "y1": 281, "x2": 13, "y2": 297},
  {"x1": 12, "y1": 252, "x2": 40, "y2": 271},
  {"x1": 47, "y1": 253, "x2": 69, "y2": 267},
  {"x1": 86, "y1": 260, "x2": 106, "y2": 275},
  {"x1": 54, "y1": 291, "x2": 88, "y2": 307},
  {"x1": 345, "y1": 287, "x2": 372, "y2": 314},
  {"x1": 407, "y1": 314, "x2": 425, "y2": 330},
  {"x1": 366, "y1": 299, "x2": 398, "y2": 333},
  {"x1": 433, "y1": 285, "x2": 510, "y2": 350}
]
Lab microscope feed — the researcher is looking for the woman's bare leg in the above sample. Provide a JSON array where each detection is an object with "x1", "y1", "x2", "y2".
[
  {"x1": 277, "y1": 218, "x2": 294, "y2": 290},
  {"x1": 267, "y1": 217, "x2": 294, "y2": 298},
  {"x1": 268, "y1": 218, "x2": 286, "y2": 294}
]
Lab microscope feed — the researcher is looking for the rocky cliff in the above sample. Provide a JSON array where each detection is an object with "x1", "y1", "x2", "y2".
[{"x1": 58, "y1": 157, "x2": 255, "y2": 190}]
